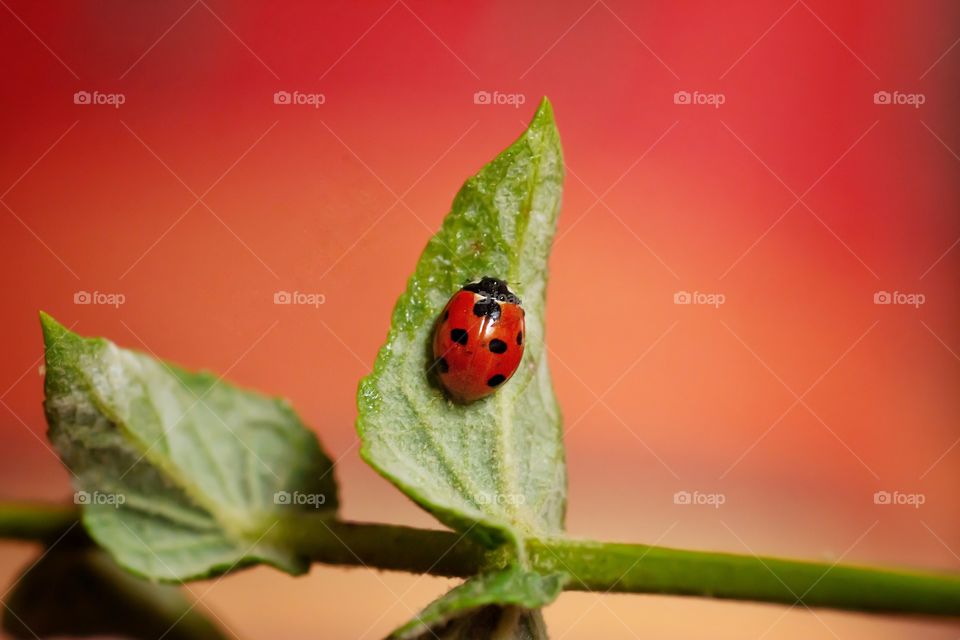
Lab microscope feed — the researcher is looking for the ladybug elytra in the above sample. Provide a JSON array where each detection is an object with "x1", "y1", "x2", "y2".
[{"x1": 432, "y1": 277, "x2": 525, "y2": 403}]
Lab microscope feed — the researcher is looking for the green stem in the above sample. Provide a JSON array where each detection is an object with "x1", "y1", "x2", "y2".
[
  {"x1": 3, "y1": 503, "x2": 958, "y2": 618},
  {"x1": 0, "y1": 502, "x2": 80, "y2": 542},
  {"x1": 276, "y1": 516, "x2": 486, "y2": 577},
  {"x1": 527, "y1": 537, "x2": 960, "y2": 617}
]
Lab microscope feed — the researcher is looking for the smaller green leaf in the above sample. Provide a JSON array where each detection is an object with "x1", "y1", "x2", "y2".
[
  {"x1": 3, "y1": 546, "x2": 226, "y2": 640},
  {"x1": 41, "y1": 313, "x2": 338, "y2": 581},
  {"x1": 390, "y1": 567, "x2": 567, "y2": 640},
  {"x1": 394, "y1": 608, "x2": 548, "y2": 640}
]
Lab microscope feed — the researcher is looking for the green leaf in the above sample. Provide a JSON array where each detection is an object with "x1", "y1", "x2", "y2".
[
  {"x1": 3, "y1": 546, "x2": 227, "y2": 640},
  {"x1": 41, "y1": 313, "x2": 338, "y2": 581},
  {"x1": 357, "y1": 98, "x2": 566, "y2": 548},
  {"x1": 394, "y1": 608, "x2": 547, "y2": 640},
  {"x1": 390, "y1": 567, "x2": 566, "y2": 640}
]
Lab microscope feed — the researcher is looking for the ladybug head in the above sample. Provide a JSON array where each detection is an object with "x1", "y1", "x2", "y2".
[{"x1": 463, "y1": 276, "x2": 521, "y2": 305}]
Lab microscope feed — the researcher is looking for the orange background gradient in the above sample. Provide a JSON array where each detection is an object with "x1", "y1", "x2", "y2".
[{"x1": 1, "y1": 1, "x2": 959, "y2": 638}]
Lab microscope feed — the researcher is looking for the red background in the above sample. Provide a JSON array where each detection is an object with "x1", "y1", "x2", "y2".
[{"x1": 1, "y1": 1, "x2": 959, "y2": 638}]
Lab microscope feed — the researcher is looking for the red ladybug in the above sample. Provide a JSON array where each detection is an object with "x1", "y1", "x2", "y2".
[{"x1": 432, "y1": 277, "x2": 525, "y2": 403}]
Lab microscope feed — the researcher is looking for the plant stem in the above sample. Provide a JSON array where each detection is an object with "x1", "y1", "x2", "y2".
[
  {"x1": 277, "y1": 516, "x2": 486, "y2": 577},
  {"x1": 2, "y1": 503, "x2": 958, "y2": 618},
  {"x1": 0, "y1": 502, "x2": 79, "y2": 542},
  {"x1": 527, "y1": 537, "x2": 960, "y2": 617}
]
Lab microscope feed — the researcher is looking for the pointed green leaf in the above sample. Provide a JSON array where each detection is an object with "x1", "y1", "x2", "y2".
[
  {"x1": 3, "y1": 546, "x2": 226, "y2": 640},
  {"x1": 41, "y1": 313, "x2": 338, "y2": 581},
  {"x1": 357, "y1": 98, "x2": 566, "y2": 547},
  {"x1": 393, "y1": 608, "x2": 548, "y2": 640},
  {"x1": 390, "y1": 567, "x2": 566, "y2": 640}
]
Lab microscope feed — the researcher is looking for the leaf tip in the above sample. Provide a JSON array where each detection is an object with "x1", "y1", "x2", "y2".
[
  {"x1": 534, "y1": 96, "x2": 555, "y2": 120},
  {"x1": 527, "y1": 97, "x2": 563, "y2": 165},
  {"x1": 39, "y1": 311, "x2": 68, "y2": 349}
]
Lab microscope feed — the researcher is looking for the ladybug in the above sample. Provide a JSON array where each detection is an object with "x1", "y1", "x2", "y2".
[{"x1": 432, "y1": 277, "x2": 525, "y2": 403}]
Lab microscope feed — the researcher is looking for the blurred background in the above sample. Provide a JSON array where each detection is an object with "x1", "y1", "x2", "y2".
[{"x1": 1, "y1": 1, "x2": 958, "y2": 638}]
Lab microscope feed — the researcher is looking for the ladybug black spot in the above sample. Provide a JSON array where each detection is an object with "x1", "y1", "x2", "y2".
[
  {"x1": 487, "y1": 374, "x2": 506, "y2": 387},
  {"x1": 489, "y1": 339, "x2": 507, "y2": 354},
  {"x1": 473, "y1": 299, "x2": 501, "y2": 320},
  {"x1": 437, "y1": 357, "x2": 449, "y2": 373},
  {"x1": 442, "y1": 309, "x2": 449, "y2": 322},
  {"x1": 516, "y1": 331, "x2": 523, "y2": 346},
  {"x1": 450, "y1": 328, "x2": 468, "y2": 345}
]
